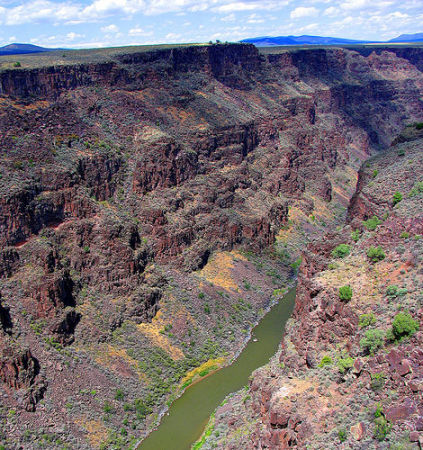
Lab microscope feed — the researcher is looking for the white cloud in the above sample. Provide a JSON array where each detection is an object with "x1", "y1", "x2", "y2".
[
  {"x1": 340, "y1": 0, "x2": 394, "y2": 10},
  {"x1": 247, "y1": 13, "x2": 264, "y2": 23},
  {"x1": 290, "y1": 6, "x2": 319, "y2": 19},
  {"x1": 101, "y1": 24, "x2": 119, "y2": 33},
  {"x1": 324, "y1": 6, "x2": 339, "y2": 17},
  {"x1": 213, "y1": 2, "x2": 264, "y2": 13},
  {"x1": 221, "y1": 13, "x2": 236, "y2": 22},
  {"x1": 66, "y1": 32, "x2": 84, "y2": 40}
]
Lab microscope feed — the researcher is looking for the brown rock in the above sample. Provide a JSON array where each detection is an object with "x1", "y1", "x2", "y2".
[
  {"x1": 350, "y1": 422, "x2": 366, "y2": 441},
  {"x1": 353, "y1": 358, "x2": 364, "y2": 375},
  {"x1": 409, "y1": 431, "x2": 420, "y2": 442},
  {"x1": 386, "y1": 399, "x2": 418, "y2": 423},
  {"x1": 0, "y1": 347, "x2": 39, "y2": 389},
  {"x1": 398, "y1": 359, "x2": 412, "y2": 376}
]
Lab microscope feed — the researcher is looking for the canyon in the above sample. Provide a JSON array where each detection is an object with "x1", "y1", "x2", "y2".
[{"x1": 0, "y1": 43, "x2": 422, "y2": 448}]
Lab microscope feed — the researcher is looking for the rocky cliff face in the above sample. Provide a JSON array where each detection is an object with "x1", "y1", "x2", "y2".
[
  {"x1": 202, "y1": 130, "x2": 423, "y2": 449},
  {"x1": 0, "y1": 43, "x2": 422, "y2": 448}
]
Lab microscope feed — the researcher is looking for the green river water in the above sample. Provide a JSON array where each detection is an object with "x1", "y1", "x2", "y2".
[{"x1": 138, "y1": 287, "x2": 296, "y2": 450}]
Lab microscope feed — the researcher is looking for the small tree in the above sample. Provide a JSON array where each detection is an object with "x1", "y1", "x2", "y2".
[
  {"x1": 331, "y1": 244, "x2": 351, "y2": 259},
  {"x1": 392, "y1": 191, "x2": 403, "y2": 206},
  {"x1": 359, "y1": 313, "x2": 376, "y2": 328},
  {"x1": 367, "y1": 246, "x2": 385, "y2": 262},
  {"x1": 386, "y1": 285, "x2": 398, "y2": 297},
  {"x1": 363, "y1": 216, "x2": 382, "y2": 231},
  {"x1": 338, "y1": 357, "x2": 354, "y2": 374},
  {"x1": 339, "y1": 285, "x2": 353, "y2": 302},
  {"x1": 391, "y1": 312, "x2": 419, "y2": 340},
  {"x1": 351, "y1": 229, "x2": 361, "y2": 242},
  {"x1": 360, "y1": 329, "x2": 384, "y2": 355},
  {"x1": 318, "y1": 355, "x2": 333, "y2": 368}
]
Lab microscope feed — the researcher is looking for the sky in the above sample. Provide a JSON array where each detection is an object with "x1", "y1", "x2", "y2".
[{"x1": 0, "y1": 0, "x2": 422, "y2": 48}]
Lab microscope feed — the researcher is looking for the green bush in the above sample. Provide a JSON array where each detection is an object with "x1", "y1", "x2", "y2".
[
  {"x1": 372, "y1": 169, "x2": 378, "y2": 178},
  {"x1": 370, "y1": 372, "x2": 386, "y2": 391},
  {"x1": 331, "y1": 244, "x2": 351, "y2": 259},
  {"x1": 391, "y1": 312, "x2": 419, "y2": 340},
  {"x1": 339, "y1": 285, "x2": 353, "y2": 302},
  {"x1": 359, "y1": 313, "x2": 376, "y2": 328},
  {"x1": 338, "y1": 429, "x2": 347, "y2": 442},
  {"x1": 115, "y1": 389, "x2": 124, "y2": 401},
  {"x1": 338, "y1": 357, "x2": 354, "y2": 374},
  {"x1": 103, "y1": 402, "x2": 114, "y2": 413},
  {"x1": 393, "y1": 191, "x2": 403, "y2": 206},
  {"x1": 363, "y1": 216, "x2": 382, "y2": 231},
  {"x1": 318, "y1": 355, "x2": 333, "y2": 368},
  {"x1": 360, "y1": 329, "x2": 385, "y2": 355},
  {"x1": 367, "y1": 246, "x2": 385, "y2": 262},
  {"x1": 416, "y1": 122, "x2": 423, "y2": 130},
  {"x1": 13, "y1": 61, "x2": 21, "y2": 67},
  {"x1": 351, "y1": 229, "x2": 361, "y2": 242},
  {"x1": 134, "y1": 398, "x2": 152, "y2": 418},
  {"x1": 400, "y1": 231, "x2": 409, "y2": 239},
  {"x1": 374, "y1": 416, "x2": 391, "y2": 441},
  {"x1": 374, "y1": 403, "x2": 383, "y2": 418},
  {"x1": 386, "y1": 285, "x2": 398, "y2": 297},
  {"x1": 409, "y1": 181, "x2": 423, "y2": 197}
]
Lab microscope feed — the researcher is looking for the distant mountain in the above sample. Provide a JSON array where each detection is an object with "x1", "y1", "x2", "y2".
[
  {"x1": 0, "y1": 43, "x2": 59, "y2": 56},
  {"x1": 241, "y1": 35, "x2": 375, "y2": 47},
  {"x1": 241, "y1": 33, "x2": 423, "y2": 47},
  {"x1": 389, "y1": 33, "x2": 423, "y2": 43}
]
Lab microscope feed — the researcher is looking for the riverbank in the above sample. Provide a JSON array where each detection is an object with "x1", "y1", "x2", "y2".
[{"x1": 137, "y1": 287, "x2": 296, "y2": 450}]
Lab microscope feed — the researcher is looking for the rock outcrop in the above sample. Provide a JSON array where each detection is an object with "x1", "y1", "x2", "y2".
[{"x1": 204, "y1": 134, "x2": 423, "y2": 449}]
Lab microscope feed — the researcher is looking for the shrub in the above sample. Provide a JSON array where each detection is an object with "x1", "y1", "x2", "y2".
[
  {"x1": 359, "y1": 313, "x2": 376, "y2": 328},
  {"x1": 374, "y1": 416, "x2": 391, "y2": 441},
  {"x1": 408, "y1": 181, "x2": 423, "y2": 197},
  {"x1": 372, "y1": 169, "x2": 378, "y2": 178},
  {"x1": 351, "y1": 229, "x2": 361, "y2": 242},
  {"x1": 290, "y1": 257, "x2": 302, "y2": 272},
  {"x1": 360, "y1": 329, "x2": 385, "y2": 355},
  {"x1": 400, "y1": 231, "x2": 409, "y2": 239},
  {"x1": 367, "y1": 246, "x2": 385, "y2": 262},
  {"x1": 416, "y1": 122, "x2": 423, "y2": 130},
  {"x1": 398, "y1": 148, "x2": 405, "y2": 157},
  {"x1": 363, "y1": 216, "x2": 382, "y2": 231},
  {"x1": 338, "y1": 429, "x2": 347, "y2": 442},
  {"x1": 134, "y1": 398, "x2": 151, "y2": 418},
  {"x1": 370, "y1": 372, "x2": 386, "y2": 391},
  {"x1": 338, "y1": 357, "x2": 354, "y2": 374},
  {"x1": 103, "y1": 402, "x2": 114, "y2": 413},
  {"x1": 115, "y1": 389, "x2": 124, "y2": 401},
  {"x1": 391, "y1": 312, "x2": 419, "y2": 340},
  {"x1": 331, "y1": 244, "x2": 351, "y2": 259},
  {"x1": 386, "y1": 285, "x2": 398, "y2": 297},
  {"x1": 318, "y1": 355, "x2": 333, "y2": 368},
  {"x1": 13, "y1": 61, "x2": 21, "y2": 67},
  {"x1": 393, "y1": 191, "x2": 403, "y2": 206},
  {"x1": 198, "y1": 292, "x2": 205, "y2": 299},
  {"x1": 339, "y1": 285, "x2": 353, "y2": 302}
]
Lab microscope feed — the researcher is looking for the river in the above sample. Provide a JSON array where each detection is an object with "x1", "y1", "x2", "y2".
[{"x1": 138, "y1": 287, "x2": 296, "y2": 450}]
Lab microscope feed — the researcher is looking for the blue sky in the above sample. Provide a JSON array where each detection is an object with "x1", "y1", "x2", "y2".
[{"x1": 0, "y1": 0, "x2": 422, "y2": 48}]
